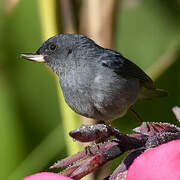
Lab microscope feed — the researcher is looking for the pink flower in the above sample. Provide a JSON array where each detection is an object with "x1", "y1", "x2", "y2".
[
  {"x1": 126, "y1": 140, "x2": 180, "y2": 180},
  {"x1": 23, "y1": 172, "x2": 73, "y2": 180}
]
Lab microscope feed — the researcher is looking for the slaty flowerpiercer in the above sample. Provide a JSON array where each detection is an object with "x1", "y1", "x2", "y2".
[{"x1": 20, "y1": 34, "x2": 167, "y2": 122}]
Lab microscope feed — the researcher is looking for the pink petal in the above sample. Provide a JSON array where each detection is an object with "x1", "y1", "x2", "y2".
[
  {"x1": 126, "y1": 140, "x2": 180, "y2": 180},
  {"x1": 172, "y1": 106, "x2": 180, "y2": 121},
  {"x1": 23, "y1": 172, "x2": 72, "y2": 180}
]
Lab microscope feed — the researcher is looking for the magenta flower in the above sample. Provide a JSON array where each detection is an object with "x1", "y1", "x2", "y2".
[
  {"x1": 126, "y1": 140, "x2": 180, "y2": 180},
  {"x1": 22, "y1": 172, "x2": 73, "y2": 180}
]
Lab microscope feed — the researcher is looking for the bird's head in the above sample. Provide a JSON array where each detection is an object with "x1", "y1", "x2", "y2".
[{"x1": 20, "y1": 34, "x2": 99, "y2": 75}]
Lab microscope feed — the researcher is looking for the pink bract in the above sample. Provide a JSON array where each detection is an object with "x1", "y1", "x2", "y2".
[
  {"x1": 126, "y1": 140, "x2": 180, "y2": 180},
  {"x1": 22, "y1": 172, "x2": 72, "y2": 180}
]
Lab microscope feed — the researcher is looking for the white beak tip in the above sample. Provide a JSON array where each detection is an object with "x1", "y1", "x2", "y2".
[{"x1": 20, "y1": 53, "x2": 45, "y2": 63}]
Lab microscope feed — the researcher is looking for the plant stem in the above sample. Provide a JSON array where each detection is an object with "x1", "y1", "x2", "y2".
[{"x1": 38, "y1": 0, "x2": 81, "y2": 155}]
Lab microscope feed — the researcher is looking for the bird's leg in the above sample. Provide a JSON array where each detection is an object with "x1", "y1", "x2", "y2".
[
  {"x1": 85, "y1": 146, "x2": 94, "y2": 156},
  {"x1": 129, "y1": 106, "x2": 144, "y2": 122},
  {"x1": 98, "y1": 120, "x2": 111, "y2": 125}
]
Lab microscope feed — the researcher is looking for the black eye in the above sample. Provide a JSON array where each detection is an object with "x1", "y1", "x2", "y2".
[{"x1": 49, "y1": 44, "x2": 57, "y2": 51}]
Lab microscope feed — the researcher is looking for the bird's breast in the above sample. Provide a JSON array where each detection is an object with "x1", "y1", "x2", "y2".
[
  {"x1": 59, "y1": 67, "x2": 141, "y2": 121},
  {"x1": 59, "y1": 71, "x2": 97, "y2": 118}
]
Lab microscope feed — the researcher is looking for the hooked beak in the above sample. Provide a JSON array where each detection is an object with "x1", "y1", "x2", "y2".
[{"x1": 20, "y1": 53, "x2": 45, "y2": 63}]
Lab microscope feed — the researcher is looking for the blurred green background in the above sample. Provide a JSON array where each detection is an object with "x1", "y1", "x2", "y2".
[{"x1": 0, "y1": 0, "x2": 180, "y2": 179}]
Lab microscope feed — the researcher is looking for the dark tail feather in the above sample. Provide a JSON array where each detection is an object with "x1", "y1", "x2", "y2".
[{"x1": 139, "y1": 88, "x2": 168, "y2": 100}]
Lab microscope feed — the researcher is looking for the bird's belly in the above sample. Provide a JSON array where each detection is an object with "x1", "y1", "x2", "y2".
[
  {"x1": 91, "y1": 77, "x2": 141, "y2": 121},
  {"x1": 62, "y1": 88, "x2": 97, "y2": 119},
  {"x1": 61, "y1": 76, "x2": 141, "y2": 122},
  {"x1": 92, "y1": 92, "x2": 137, "y2": 121}
]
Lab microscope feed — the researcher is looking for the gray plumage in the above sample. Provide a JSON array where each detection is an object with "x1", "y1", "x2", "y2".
[{"x1": 21, "y1": 34, "x2": 168, "y2": 122}]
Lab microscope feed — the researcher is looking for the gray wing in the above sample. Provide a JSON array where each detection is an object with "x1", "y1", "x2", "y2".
[{"x1": 101, "y1": 51, "x2": 155, "y2": 89}]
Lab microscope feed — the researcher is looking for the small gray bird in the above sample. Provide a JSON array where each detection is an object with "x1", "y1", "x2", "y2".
[{"x1": 20, "y1": 34, "x2": 167, "y2": 122}]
